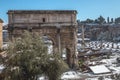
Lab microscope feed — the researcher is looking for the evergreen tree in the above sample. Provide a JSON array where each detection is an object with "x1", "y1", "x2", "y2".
[
  {"x1": 97, "y1": 15, "x2": 106, "y2": 24},
  {"x1": 2, "y1": 31, "x2": 68, "y2": 80},
  {"x1": 86, "y1": 18, "x2": 94, "y2": 23},
  {"x1": 107, "y1": 17, "x2": 110, "y2": 23},
  {"x1": 111, "y1": 18, "x2": 114, "y2": 23}
]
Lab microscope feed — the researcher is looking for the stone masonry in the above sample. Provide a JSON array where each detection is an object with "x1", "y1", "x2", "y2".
[
  {"x1": 7, "y1": 10, "x2": 77, "y2": 67},
  {"x1": 0, "y1": 19, "x2": 3, "y2": 49}
]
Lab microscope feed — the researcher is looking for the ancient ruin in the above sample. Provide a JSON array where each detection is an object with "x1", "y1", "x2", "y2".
[
  {"x1": 7, "y1": 10, "x2": 77, "y2": 67},
  {"x1": 0, "y1": 19, "x2": 3, "y2": 48}
]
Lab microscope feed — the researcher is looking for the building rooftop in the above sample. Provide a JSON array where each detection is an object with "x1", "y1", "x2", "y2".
[
  {"x1": 0, "y1": 18, "x2": 3, "y2": 23},
  {"x1": 7, "y1": 10, "x2": 77, "y2": 14}
]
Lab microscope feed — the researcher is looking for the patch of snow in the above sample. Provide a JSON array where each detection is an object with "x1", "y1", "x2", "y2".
[
  {"x1": 0, "y1": 64, "x2": 5, "y2": 73},
  {"x1": 38, "y1": 75, "x2": 48, "y2": 80},
  {"x1": 89, "y1": 65, "x2": 111, "y2": 74},
  {"x1": 61, "y1": 71, "x2": 81, "y2": 80}
]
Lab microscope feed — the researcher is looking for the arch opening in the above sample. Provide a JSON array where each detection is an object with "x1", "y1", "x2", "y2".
[
  {"x1": 42, "y1": 35, "x2": 54, "y2": 54},
  {"x1": 62, "y1": 48, "x2": 71, "y2": 66}
]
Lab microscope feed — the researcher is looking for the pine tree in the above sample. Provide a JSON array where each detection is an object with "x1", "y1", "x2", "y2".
[{"x1": 2, "y1": 31, "x2": 68, "y2": 80}]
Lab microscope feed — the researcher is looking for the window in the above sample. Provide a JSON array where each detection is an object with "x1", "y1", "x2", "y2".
[{"x1": 42, "y1": 18, "x2": 46, "y2": 22}]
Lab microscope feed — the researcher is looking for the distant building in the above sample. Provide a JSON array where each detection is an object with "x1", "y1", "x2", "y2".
[
  {"x1": 78, "y1": 23, "x2": 120, "y2": 41},
  {"x1": 0, "y1": 19, "x2": 3, "y2": 48},
  {"x1": 3, "y1": 30, "x2": 8, "y2": 43}
]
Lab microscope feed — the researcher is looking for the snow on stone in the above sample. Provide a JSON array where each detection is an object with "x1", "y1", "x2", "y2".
[
  {"x1": 89, "y1": 65, "x2": 111, "y2": 74},
  {"x1": 61, "y1": 71, "x2": 81, "y2": 79},
  {"x1": 86, "y1": 77, "x2": 112, "y2": 80},
  {"x1": 100, "y1": 58, "x2": 116, "y2": 66}
]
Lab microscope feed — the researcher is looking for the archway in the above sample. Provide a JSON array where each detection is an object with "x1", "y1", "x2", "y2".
[
  {"x1": 61, "y1": 48, "x2": 72, "y2": 67},
  {"x1": 42, "y1": 35, "x2": 54, "y2": 54},
  {"x1": 8, "y1": 10, "x2": 77, "y2": 68}
]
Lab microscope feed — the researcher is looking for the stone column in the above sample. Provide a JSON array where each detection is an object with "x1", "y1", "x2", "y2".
[
  {"x1": 53, "y1": 44, "x2": 58, "y2": 54},
  {"x1": 0, "y1": 19, "x2": 3, "y2": 49},
  {"x1": 70, "y1": 48, "x2": 76, "y2": 68},
  {"x1": 56, "y1": 24, "x2": 62, "y2": 56}
]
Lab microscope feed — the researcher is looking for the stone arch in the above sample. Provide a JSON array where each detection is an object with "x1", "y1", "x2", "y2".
[
  {"x1": 41, "y1": 34, "x2": 58, "y2": 54},
  {"x1": 61, "y1": 47, "x2": 74, "y2": 68},
  {"x1": 42, "y1": 34, "x2": 55, "y2": 45},
  {"x1": 8, "y1": 10, "x2": 77, "y2": 68},
  {"x1": 66, "y1": 48, "x2": 71, "y2": 66},
  {"x1": 42, "y1": 35, "x2": 54, "y2": 54}
]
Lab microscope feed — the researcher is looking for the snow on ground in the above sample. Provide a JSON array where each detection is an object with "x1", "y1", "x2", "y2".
[
  {"x1": 61, "y1": 71, "x2": 81, "y2": 80},
  {"x1": 85, "y1": 52, "x2": 120, "y2": 80},
  {"x1": 76, "y1": 41, "x2": 120, "y2": 80},
  {"x1": 86, "y1": 78, "x2": 99, "y2": 80},
  {"x1": 77, "y1": 41, "x2": 120, "y2": 50},
  {"x1": 86, "y1": 77, "x2": 112, "y2": 80}
]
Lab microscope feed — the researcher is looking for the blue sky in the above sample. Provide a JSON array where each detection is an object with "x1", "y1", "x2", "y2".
[{"x1": 0, "y1": 0, "x2": 120, "y2": 24}]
